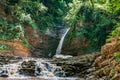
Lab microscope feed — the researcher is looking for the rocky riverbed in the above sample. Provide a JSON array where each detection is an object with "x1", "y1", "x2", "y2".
[
  {"x1": 2, "y1": 46, "x2": 119, "y2": 80},
  {"x1": 0, "y1": 52, "x2": 101, "y2": 80}
]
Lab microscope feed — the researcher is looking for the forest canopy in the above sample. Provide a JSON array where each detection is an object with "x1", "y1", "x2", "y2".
[{"x1": 0, "y1": 0, "x2": 120, "y2": 54}]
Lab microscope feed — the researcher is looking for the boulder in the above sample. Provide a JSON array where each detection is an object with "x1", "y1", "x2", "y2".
[
  {"x1": 52, "y1": 52, "x2": 99, "y2": 77},
  {"x1": 19, "y1": 60, "x2": 38, "y2": 76}
]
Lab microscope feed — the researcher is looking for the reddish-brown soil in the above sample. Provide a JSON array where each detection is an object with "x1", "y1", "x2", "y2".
[
  {"x1": 0, "y1": 40, "x2": 30, "y2": 57},
  {"x1": 24, "y1": 25, "x2": 43, "y2": 47}
]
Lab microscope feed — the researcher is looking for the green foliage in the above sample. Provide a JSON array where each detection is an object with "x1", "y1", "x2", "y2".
[
  {"x1": 74, "y1": 8, "x2": 112, "y2": 49},
  {"x1": 95, "y1": 0, "x2": 106, "y2": 4},
  {"x1": 108, "y1": 23, "x2": 120, "y2": 39},
  {"x1": 106, "y1": 0, "x2": 120, "y2": 42},
  {"x1": 65, "y1": 0, "x2": 115, "y2": 52},
  {"x1": 0, "y1": 17, "x2": 30, "y2": 47},
  {"x1": 114, "y1": 52, "x2": 120, "y2": 60},
  {"x1": 65, "y1": 0, "x2": 82, "y2": 26},
  {"x1": 109, "y1": 68, "x2": 115, "y2": 77},
  {"x1": 1, "y1": 0, "x2": 120, "y2": 53},
  {"x1": 38, "y1": 0, "x2": 70, "y2": 31},
  {"x1": 107, "y1": 0, "x2": 120, "y2": 15},
  {"x1": 0, "y1": 0, "x2": 72, "y2": 49},
  {"x1": 11, "y1": 0, "x2": 71, "y2": 33},
  {"x1": 23, "y1": 37, "x2": 31, "y2": 47},
  {"x1": 0, "y1": 44, "x2": 12, "y2": 50},
  {"x1": 0, "y1": 18, "x2": 23, "y2": 41}
]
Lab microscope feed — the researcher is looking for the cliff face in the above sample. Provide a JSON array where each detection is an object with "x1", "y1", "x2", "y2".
[
  {"x1": 62, "y1": 37, "x2": 90, "y2": 56},
  {"x1": 93, "y1": 37, "x2": 120, "y2": 80}
]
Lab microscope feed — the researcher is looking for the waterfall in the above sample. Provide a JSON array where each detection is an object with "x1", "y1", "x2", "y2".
[{"x1": 55, "y1": 27, "x2": 70, "y2": 55}]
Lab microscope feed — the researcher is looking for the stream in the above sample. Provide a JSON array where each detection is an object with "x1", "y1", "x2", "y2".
[
  {"x1": 0, "y1": 27, "x2": 81, "y2": 80},
  {"x1": 0, "y1": 57, "x2": 78, "y2": 80}
]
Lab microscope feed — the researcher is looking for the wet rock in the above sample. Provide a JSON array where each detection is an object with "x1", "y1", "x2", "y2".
[
  {"x1": 0, "y1": 70, "x2": 8, "y2": 77},
  {"x1": 19, "y1": 60, "x2": 36, "y2": 76},
  {"x1": 52, "y1": 53, "x2": 100, "y2": 77},
  {"x1": 35, "y1": 67, "x2": 41, "y2": 76},
  {"x1": 54, "y1": 68, "x2": 65, "y2": 77},
  {"x1": 0, "y1": 54, "x2": 22, "y2": 65},
  {"x1": 43, "y1": 62, "x2": 52, "y2": 71}
]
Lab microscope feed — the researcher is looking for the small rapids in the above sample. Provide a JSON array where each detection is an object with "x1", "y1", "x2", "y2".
[
  {"x1": 0, "y1": 56, "x2": 79, "y2": 80},
  {"x1": 0, "y1": 58, "x2": 78, "y2": 80},
  {"x1": 0, "y1": 58, "x2": 66, "y2": 78}
]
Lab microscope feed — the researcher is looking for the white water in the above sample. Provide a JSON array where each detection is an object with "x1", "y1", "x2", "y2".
[
  {"x1": 0, "y1": 58, "x2": 65, "y2": 78},
  {"x1": 55, "y1": 28, "x2": 70, "y2": 55},
  {"x1": 54, "y1": 54, "x2": 72, "y2": 59},
  {"x1": 0, "y1": 58, "x2": 79, "y2": 80}
]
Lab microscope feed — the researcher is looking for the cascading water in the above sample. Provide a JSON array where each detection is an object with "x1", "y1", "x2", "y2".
[
  {"x1": 54, "y1": 27, "x2": 72, "y2": 59},
  {"x1": 0, "y1": 27, "x2": 79, "y2": 80},
  {"x1": 55, "y1": 27, "x2": 70, "y2": 55},
  {"x1": 0, "y1": 58, "x2": 65, "y2": 78},
  {"x1": 0, "y1": 56, "x2": 78, "y2": 80}
]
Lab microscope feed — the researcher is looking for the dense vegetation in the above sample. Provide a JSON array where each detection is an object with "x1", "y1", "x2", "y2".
[{"x1": 0, "y1": 0, "x2": 120, "y2": 55}]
